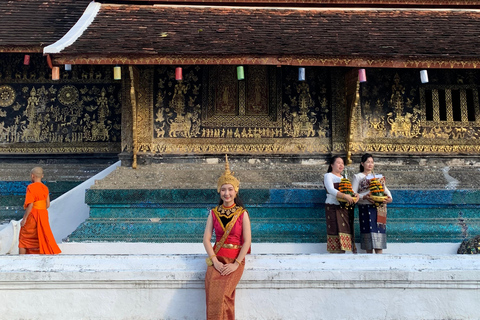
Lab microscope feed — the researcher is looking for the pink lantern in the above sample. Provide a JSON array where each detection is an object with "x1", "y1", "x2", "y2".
[
  {"x1": 358, "y1": 69, "x2": 367, "y2": 82},
  {"x1": 23, "y1": 55, "x2": 30, "y2": 65},
  {"x1": 175, "y1": 67, "x2": 183, "y2": 80}
]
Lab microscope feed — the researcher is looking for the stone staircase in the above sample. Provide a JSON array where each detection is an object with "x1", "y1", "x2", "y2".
[{"x1": 66, "y1": 157, "x2": 480, "y2": 243}]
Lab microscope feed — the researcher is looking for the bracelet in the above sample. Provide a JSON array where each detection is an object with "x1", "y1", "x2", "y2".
[
  {"x1": 235, "y1": 259, "x2": 241, "y2": 265},
  {"x1": 209, "y1": 254, "x2": 216, "y2": 259}
]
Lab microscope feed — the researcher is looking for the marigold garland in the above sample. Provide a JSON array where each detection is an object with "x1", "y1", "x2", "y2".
[
  {"x1": 339, "y1": 178, "x2": 354, "y2": 196},
  {"x1": 369, "y1": 178, "x2": 384, "y2": 196}
]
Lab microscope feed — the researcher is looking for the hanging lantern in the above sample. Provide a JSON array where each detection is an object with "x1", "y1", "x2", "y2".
[
  {"x1": 114, "y1": 66, "x2": 121, "y2": 80},
  {"x1": 358, "y1": 69, "x2": 367, "y2": 83},
  {"x1": 237, "y1": 66, "x2": 244, "y2": 80},
  {"x1": 52, "y1": 66, "x2": 60, "y2": 80},
  {"x1": 175, "y1": 67, "x2": 183, "y2": 80},
  {"x1": 420, "y1": 70, "x2": 429, "y2": 84},
  {"x1": 65, "y1": 64, "x2": 72, "y2": 71},
  {"x1": 298, "y1": 67, "x2": 306, "y2": 81},
  {"x1": 23, "y1": 55, "x2": 30, "y2": 65}
]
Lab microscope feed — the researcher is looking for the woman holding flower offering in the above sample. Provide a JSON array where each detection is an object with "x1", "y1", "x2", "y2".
[
  {"x1": 324, "y1": 155, "x2": 358, "y2": 253},
  {"x1": 352, "y1": 153, "x2": 392, "y2": 254}
]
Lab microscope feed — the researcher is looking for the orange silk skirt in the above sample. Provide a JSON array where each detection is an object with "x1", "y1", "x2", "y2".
[{"x1": 205, "y1": 256, "x2": 245, "y2": 320}]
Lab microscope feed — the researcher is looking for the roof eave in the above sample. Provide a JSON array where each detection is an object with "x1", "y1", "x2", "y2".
[{"x1": 49, "y1": 53, "x2": 480, "y2": 69}]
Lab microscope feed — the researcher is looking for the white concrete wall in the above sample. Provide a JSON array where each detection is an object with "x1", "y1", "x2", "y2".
[
  {"x1": 0, "y1": 254, "x2": 478, "y2": 320},
  {"x1": 49, "y1": 161, "x2": 121, "y2": 242},
  {"x1": 59, "y1": 241, "x2": 461, "y2": 255},
  {"x1": 0, "y1": 162, "x2": 120, "y2": 254}
]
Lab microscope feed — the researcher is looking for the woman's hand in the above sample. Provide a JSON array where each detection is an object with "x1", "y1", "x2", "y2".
[
  {"x1": 363, "y1": 194, "x2": 374, "y2": 204},
  {"x1": 383, "y1": 196, "x2": 393, "y2": 204},
  {"x1": 220, "y1": 262, "x2": 239, "y2": 276},
  {"x1": 344, "y1": 194, "x2": 355, "y2": 205},
  {"x1": 354, "y1": 194, "x2": 360, "y2": 203},
  {"x1": 213, "y1": 259, "x2": 225, "y2": 273}
]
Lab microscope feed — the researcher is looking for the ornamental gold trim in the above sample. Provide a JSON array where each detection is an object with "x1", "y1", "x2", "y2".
[
  {"x1": 141, "y1": 138, "x2": 331, "y2": 154},
  {"x1": 52, "y1": 54, "x2": 480, "y2": 70}
]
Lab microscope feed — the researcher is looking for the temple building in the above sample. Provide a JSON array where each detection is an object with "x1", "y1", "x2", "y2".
[
  {"x1": 2, "y1": 0, "x2": 480, "y2": 242},
  {"x1": 3, "y1": 0, "x2": 480, "y2": 165},
  {"x1": 1, "y1": 1, "x2": 480, "y2": 319}
]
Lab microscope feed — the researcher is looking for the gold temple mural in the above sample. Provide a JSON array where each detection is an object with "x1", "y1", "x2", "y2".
[
  {"x1": 5, "y1": 53, "x2": 480, "y2": 158},
  {"x1": 0, "y1": 54, "x2": 121, "y2": 153},
  {"x1": 133, "y1": 65, "x2": 337, "y2": 154},
  {"x1": 352, "y1": 69, "x2": 480, "y2": 154}
]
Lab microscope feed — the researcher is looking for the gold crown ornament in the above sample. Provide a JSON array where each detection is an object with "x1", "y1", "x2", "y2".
[{"x1": 217, "y1": 155, "x2": 240, "y2": 193}]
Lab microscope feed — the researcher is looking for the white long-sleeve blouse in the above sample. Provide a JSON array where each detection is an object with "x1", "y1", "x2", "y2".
[
  {"x1": 324, "y1": 172, "x2": 343, "y2": 205},
  {"x1": 351, "y1": 172, "x2": 392, "y2": 205}
]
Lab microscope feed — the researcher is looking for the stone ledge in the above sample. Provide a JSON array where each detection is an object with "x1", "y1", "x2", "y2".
[
  {"x1": 0, "y1": 254, "x2": 479, "y2": 286},
  {"x1": 0, "y1": 254, "x2": 478, "y2": 319}
]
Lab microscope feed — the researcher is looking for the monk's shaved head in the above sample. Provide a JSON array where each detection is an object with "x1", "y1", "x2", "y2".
[{"x1": 31, "y1": 167, "x2": 44, "y2": 178}]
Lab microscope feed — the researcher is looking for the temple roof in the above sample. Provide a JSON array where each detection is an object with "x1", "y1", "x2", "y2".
[
  {"x1": 46, "y1": 4, "x2": 480, "y2": 68},
  {"x1": 99, "y1": 0, "x2": 480, "y2": 7},
  {"x1": 0, "y1": 0, "x2": 91, "y2": 53}
]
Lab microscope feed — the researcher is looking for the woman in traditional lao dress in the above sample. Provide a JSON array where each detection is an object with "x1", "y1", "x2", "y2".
[
  {"x1": 203, "y1": 156, "x2": 251, "y2": 320},
  {"x1": 352, "y1": 153, "x2": 392, "y2": 254},
  {"x1": 324, "y1": 155, "x2": 357, "y2": 253}
]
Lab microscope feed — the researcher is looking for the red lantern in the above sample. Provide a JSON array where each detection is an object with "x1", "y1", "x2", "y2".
[
  {"x1": 23, "y1": 55, "x2": 30, "y2": 65},
  {"x1": 175, "y1": 67, "x2": 183, "y2": 80}
]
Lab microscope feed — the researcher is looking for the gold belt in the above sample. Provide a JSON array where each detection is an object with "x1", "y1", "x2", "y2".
[{"x1": 216, "y1": 242, "x2": 242, "y2": 249}]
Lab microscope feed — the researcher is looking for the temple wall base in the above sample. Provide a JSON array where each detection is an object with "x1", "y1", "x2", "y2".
[{"x1": 0, "y1": 254, "x2": 478, "y2": 320}]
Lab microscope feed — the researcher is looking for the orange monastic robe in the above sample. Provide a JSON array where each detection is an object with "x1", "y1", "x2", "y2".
[{"x1": 18, "y1": 182, "x2": 61, "y2": 254}]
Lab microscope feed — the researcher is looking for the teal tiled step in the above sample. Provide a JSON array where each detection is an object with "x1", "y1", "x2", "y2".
[
  {"x1": 0, "y1": 181, "x2": 82, "y2": 223},
  {"x1": 66, "y1": 189, "x2": 480, "y2": 243}
]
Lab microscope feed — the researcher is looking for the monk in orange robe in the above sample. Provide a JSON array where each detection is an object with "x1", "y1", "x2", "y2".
[{"x1": 18, "y1": 167, "x2": 61, "y2": 255}]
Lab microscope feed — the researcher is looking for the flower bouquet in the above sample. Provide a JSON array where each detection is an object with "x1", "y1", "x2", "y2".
[
  {"x1": 369, "y1": 175, "x2": 387, "y2": 207},
  {"x1": 337, "y1": 175, "x2": 356, "y2": 208}
]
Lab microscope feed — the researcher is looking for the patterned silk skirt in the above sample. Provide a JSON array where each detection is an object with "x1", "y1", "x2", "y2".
[
  {"x1": 358, "y1": 204, "x2": 387, "y2": 250},
  {"x1": 325, "y1": 204, "x2": 354, "y2": 253},
  {"x1": 205, "y1": 256, "x2": 245, "y2": 320}
]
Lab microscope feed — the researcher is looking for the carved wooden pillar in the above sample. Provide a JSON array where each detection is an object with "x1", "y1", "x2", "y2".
[
  {"x1": 344, "y1": 68, "x2": 361, "y2": 165},
  {"x1": 129, "y1": 66, "x2": 140, "y2": 169}
]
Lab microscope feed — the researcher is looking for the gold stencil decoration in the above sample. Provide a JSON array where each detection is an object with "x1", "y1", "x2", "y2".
[
  {"x1": 387, "y1": 73, "x2": 421, "y2": 138},
  {"x1": 168, "y1": 81, "x2": 193, "y2": 138},
  {"x1": 0, "y1": 85, "x2": 16, "y2": 107},
  {"x1": 58, "y1": 85, "x2": 79, "y2": 106},
  {"x1": 284, "y1": 82, "x2": 318, "y2": 137},
  {"x1": 0, "y1": 54, "x2": 122, "y2": 153},
  {"x1": 364, "y1": 99, "x2": 387, "y2": 138}
]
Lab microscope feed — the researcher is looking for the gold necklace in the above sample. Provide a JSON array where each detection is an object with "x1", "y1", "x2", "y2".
[{"x1": 217, "y1": 205, "x2": 238, "y2": 218}]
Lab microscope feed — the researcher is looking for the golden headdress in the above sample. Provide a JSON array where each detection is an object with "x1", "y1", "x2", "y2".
[{"x1": 217, "y1": 155, "x2": 240, "y2": 193}]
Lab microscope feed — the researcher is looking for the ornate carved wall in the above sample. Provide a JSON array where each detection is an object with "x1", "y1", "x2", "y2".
[
  {"x1": 351, "y1": 69, "x2": 480, "y2": 154},
  {"x1": 6, "y1": 55, "x2": 479, "y2": 158},
  {"x1": 0, "y1": 54, "x2": 121, "y2": 154},
  {"x1": 128, "y1": 65, "x2": 347, "y2": 155}
]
